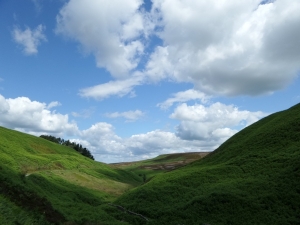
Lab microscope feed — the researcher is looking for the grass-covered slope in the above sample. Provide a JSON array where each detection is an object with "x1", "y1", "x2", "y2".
[
  {"x1": 112, "y1": 152, "x2": 209, "y2": 182},
  {"x1": 113, "y1": 103, "x2": 300, "y2": 225},
  {"x1": 0, "y1": 126, "x2": 140, "y2": 225}
]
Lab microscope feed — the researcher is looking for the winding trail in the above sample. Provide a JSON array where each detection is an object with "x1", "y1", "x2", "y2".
[{"x1": 108, "y1": 203, "x2": 149, "y2": 222}]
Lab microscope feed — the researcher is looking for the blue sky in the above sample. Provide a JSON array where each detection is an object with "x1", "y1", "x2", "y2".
[{"x1": 0, "y1": 0, "x2": 299, "y2": 163}]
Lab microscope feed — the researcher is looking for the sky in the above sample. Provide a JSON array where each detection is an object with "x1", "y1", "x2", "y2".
[{"x1": 0, "y1": 0, "x2": 299, "y2": 163}]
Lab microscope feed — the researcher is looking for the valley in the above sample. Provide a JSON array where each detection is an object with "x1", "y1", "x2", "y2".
[{"x1": 1, "y1": 103, "x2": 300, "y2": 224}]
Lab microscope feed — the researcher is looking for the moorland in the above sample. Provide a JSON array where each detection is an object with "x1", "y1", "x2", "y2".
[{"x1": 1, "y1": 103, "x2": 300, "y2": 224}]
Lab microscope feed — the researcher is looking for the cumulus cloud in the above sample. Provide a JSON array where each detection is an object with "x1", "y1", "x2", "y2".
[
  {"x1": 0, "y1": 94, "x2": 234, "y2": 163},
  {"x1": 144, "y1": 0, "x2": 300, "y2": 96},
  {"x1": 157, "y1": 89, "x2": 210, "y2": 109},
  {"x1": 74, "y1": 127, "x2": 217, "y2": 163},
  {"x1": 0, "y1": 94, "x2": 78, "y2": 136},
  {"x1": 0, "y1": 95, "x2": 9, "y2": 113},
  {"x1": 55, "y1": 0, "x2": 300, "y2": 99},
  {"x1": 80, "y1": 123, "x2": 121, "y2": 147},
  {"x1": 71, "y1": 100, "x2": 267, "y2": 163},
  {"x1": 71, "y1": 122, "x2": 128, "y2": 162},
  {"x1": 56, "y1": 0, "x2": 150, "y2": 78},
  {"x1": 72, "y1": 124, "x2": 201, "y2": 162},
  {"x1": 0, "y1": 94, "x2": 268, "y2": 163},
  {"x1": 12, "y1": 24, "x2": 47, "y2": 55},
  {"x1": 79, "y1": 76, "x2": 142, "y2": 100},
  {"x1": 170, "y1": 102, "x2": 267, "y2": 141},
  {"x1": 124, "y1": 132, "x2": 218, "y2": 162},
  {"x1": 105, "y1": 110, "x2": 145, "y2": 122}
]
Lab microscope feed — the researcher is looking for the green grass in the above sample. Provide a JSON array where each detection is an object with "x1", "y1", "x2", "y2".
[
  {"x1": 0, "y1": 126, "x2": 140, "y2": 224},
  {"x1": 112, "y1": 103, "x2": 300, "y2": 225},
  {"x1": 1, "y1": 103, "x2": 300, "y2": 224}
]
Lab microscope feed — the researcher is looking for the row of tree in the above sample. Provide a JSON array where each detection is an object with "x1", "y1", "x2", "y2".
[{"x1": 40, "y1": 135, "x2": 94, "y2": 160}]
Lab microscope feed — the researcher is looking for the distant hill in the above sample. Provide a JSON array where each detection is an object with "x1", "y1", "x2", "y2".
[
  {"x1": 112, "y1": 152, "x2": 209, "y2": 182},
  {"x1": 113, "y1": 103, "x2": 300, "y2": 225}
]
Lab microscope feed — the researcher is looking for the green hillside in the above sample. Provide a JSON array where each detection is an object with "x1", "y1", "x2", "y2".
[
  {"x1": 113, "y1": 103, "x2": 300, "y2": 225},
  {"x1": 1, "y1": 103, "x2": 300, "y2": 225},
  {"x1": 0, "y1": 126, "x2": 141, "y2": 225},
  {"x1": 111, "y1": 152, "x2": 209, "y2": 182}
]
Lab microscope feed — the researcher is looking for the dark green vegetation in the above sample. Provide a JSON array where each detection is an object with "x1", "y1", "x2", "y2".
[
  {"x1": 114, "y1": 103, "x2": 300, "y2": 224},
  {"x1": 40, "y1": 135, "x2": 94, "y2": 160},
  {"x1": 1, "y1": 103, "x2": 300, "y2": 225}
]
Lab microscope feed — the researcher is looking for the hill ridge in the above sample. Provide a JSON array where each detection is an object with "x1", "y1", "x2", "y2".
[
  {"x1": 1, "y1": 103, "x2": 300, "y2": 224},
  {"x1": 113, "y1": 103, "x2": 300, "y2": 225}
]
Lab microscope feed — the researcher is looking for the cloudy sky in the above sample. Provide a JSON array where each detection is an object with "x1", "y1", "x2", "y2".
[{"x1": 0, "y1": 0, "x2": 299, "y2": 163}]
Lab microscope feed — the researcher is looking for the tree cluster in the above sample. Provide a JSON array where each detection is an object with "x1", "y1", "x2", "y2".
[{"x1": 40, "y1": 135, "x2": 94, "y2": 160}]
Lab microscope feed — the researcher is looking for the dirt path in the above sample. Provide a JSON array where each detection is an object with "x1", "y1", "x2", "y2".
[{"x1": 108, "y1": 203, "x2": 149, "y2": 222}]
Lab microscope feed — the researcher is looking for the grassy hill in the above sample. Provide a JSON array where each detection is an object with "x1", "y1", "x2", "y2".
[
  {"x1": 0, "y1": 126, "x2": 142, "y2": 225},
  {"x1": 112, "y1": 103, "x2": 300, "y2": 225},
  {"x1": 1, "y1": 103, "x2": 300, "y2": 225}
]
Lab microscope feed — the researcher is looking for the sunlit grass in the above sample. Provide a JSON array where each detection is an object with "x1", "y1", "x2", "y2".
[{"x1": 0, "y1": 126, "x2": 138, "y2": 224}]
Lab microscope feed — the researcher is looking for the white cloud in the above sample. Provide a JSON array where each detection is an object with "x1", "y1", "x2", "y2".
[
  {"x1": 0, "y1": 94, "x2": 224, "y2": 163},
  {"x1": 56, "y1": 0, "x2": 150, "y2": 78},
  {"x1": 72, "y1": 100, "x2": 266, "y2": 163},
  {"x1": 80, "y1": 122, "x2": 121, "y2": 147},
  {"x1": 72, "y1": 122, "x2": 127, "y2": 161},
  {"x1": 261, "y1": 0, "x2": 300, "y2": 63},
  {"x1": 105, "y1": 110, "x2": 144, "y2": 122},
  {"x1": 73, "y1": 124, "x2": 199, "y2": 163},
  {"x1": 144, "y1": 46, "x2": 174, "y2": 82},
  {"x1": 74, "y1": 127, "x2": 217, "y2": 163},
  {"x1": 56, "y1": 0, "x2": 300, "y2": 99},
  {"x1": 79, "y1": 76, "x2": 142, "y2": 100},
  {"x1": 170, "y1": 102, "x2": 267, "y2": 141},
  {"x1": 47, "y1": 101, "x2": 61, "y2": 109},
  {"x1": 0, "y1": 94, "x2": 269, "y2": 163},
  {"x1": 126, "y1": 130, "x2": 187, "y2": 155},
  {"x1": 144, "y1": 0, "x2": 300, "y2": 96},
  {"x1": 12, "y1": 24, "x2": 47, "y2": 55},
  {"x1": 0, "y1": 94, "x2": 78, "y2": 136},
  {"x1": 0, "y1": 95, "x2": 9, "y2": 114},
  {"x1": 157, "y1": 89, "x2": 210, "y2": 109}
]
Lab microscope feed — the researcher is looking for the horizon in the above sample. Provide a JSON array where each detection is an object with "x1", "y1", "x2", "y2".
[{"x1": 0, "y1": 0, "x2": 300, "y2": 163}]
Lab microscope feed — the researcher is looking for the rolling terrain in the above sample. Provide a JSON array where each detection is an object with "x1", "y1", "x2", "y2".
[
  {"x1": 0, "y1": 126, "x2": 141, "y2": 224},
  {"x1": 0, "y1": 126, "x2": 207, "y2": 224},
  {"x1": 1, "y1": 103, "x2": 300, "y2": 224},
  {"x1": 112, "y1": 103, "x2": 300, "y2": 224}
]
